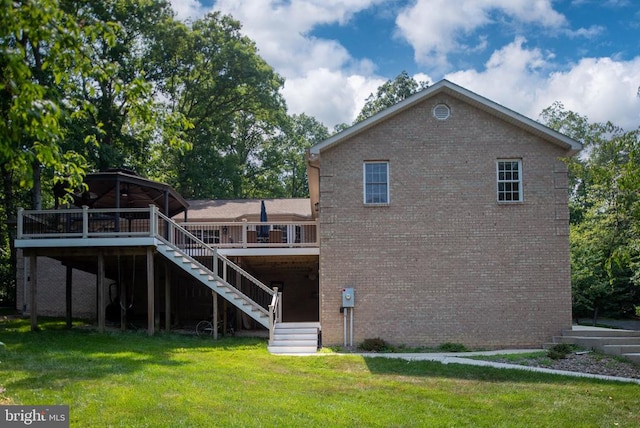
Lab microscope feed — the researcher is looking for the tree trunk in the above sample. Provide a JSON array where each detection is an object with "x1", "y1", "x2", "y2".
[
  {"x1": 1, "y1": 165, "x2": 17, "y2": 305},
  {"x1": 592, "y1": 306, "x2": 599, "y2": 326}
]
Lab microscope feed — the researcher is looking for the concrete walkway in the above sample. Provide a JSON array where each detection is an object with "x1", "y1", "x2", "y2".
[
  {"x1": 575, "y1": 318, "x2": 640, "y2": 331},
  {"x1": 354, "y1": 349, "x2": 640, "y2": 385}
]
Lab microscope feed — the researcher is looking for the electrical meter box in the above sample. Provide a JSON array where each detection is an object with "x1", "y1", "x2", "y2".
[{"x1": 341, "y1": 288, "x2": 355, "y2": 308}]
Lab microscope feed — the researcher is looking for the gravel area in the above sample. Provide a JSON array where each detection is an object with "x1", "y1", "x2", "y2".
[{"x1": 489, "y1": 351, "x2": 640, "y2": 379}]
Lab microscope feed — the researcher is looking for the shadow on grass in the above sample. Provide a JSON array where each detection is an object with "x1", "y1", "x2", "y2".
[
  {"x1": 362, "y1": 355, "x2": 621, "y2": 385},
  {"x1": 0, "y1": 317, "x2": 267, "y2": 392}
]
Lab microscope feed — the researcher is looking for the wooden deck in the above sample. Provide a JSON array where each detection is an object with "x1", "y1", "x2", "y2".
[{"x1": 14, "y1": 206, "x2": 313, "y2": 339}]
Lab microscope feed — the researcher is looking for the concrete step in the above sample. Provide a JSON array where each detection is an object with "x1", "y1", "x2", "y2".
[
  {"x1": 274, "y1": 327, "x2": 318, "y2": 335},
  {"x1": 563, "y1": 329, "x2": 640, "y2": 337},
  {"x1": 273, "y1": 333, "x2": 317, "y2": 341},
  {"x1": 554, "y1": 336, "x2": 640, "y2": 348},
  {"x1": 270, "y1": 339, "x2": 317, "y2": 347},
  {"x1": 276, "y1": 322, "x2": 321, "y2": 329},
  {"x1": 556, "y1": 327, "x2": 640, "y2": 363},
  {"x1": 268, "y1": 322, "x2": 320, "y2": 354},
  {"x1": 602, "y1": 344, "x2": 640, "y2": 355},
  {"x1": 268, "y1": 345, "x2": 318, "y2": 354},
  {"x1": 623, "y1": 353, "x2": 640, "y2": 364}
]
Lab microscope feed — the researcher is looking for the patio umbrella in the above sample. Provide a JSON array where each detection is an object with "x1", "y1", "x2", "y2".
[{"x1": 258, "y1": 200, "x2": 269, "y2": 238}]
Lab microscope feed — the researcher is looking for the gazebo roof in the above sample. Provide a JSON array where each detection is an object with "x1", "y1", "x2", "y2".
[{"x1": 74, "y1": 170, "x2": 189, "y2": 218}]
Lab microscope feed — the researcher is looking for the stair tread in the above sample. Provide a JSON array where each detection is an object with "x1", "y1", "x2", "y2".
[
  {"x1": 270, "y1": 341, "x2": 317, "y2": 346},
  {"x1": 557, "y1": 336, "x2": 640, "y2": 340},
  {"x1": 276, "y1": 322, "x2": 321, "y2": 327},
  {"x1": 603, "y1": 344, "x2": 640, "y2": 348},
  {"x1": 273, "y1": 334, "x2": 317, "y2": 339},
  {"x1": 268, "y1": 347, "x2": 318, "y2": 354},
  {"x1": 274, "y1": 327, "x2": 318, "y2": 333},
  {"x1": 562, "y1": 329, "x2": 640, "y2": 337}
]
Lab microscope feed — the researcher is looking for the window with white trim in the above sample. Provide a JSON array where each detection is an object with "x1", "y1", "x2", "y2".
[
  {"x1": 363, "y1": 161, "x2": 389, "y2": 204},
  {"x1": 496, "y1": 159, "x2": 522, "y2": 202}
]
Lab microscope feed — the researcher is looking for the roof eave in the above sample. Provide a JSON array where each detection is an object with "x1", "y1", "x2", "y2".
[{"x1": 310, "y1": 79, "x2": 582, "y2": 156}]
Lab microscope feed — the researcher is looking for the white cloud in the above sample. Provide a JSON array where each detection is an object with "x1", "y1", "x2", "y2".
[
  {"x1": 169, "y1": 0, "x2": 206, "y2": 21},
  {"x1": 200, "y1": 0, "x2": 393, "y2": 126},
  {"x1": 543, "y1": 57, "x2": 640, "y2": 129},
  {"x1": 211, "y1": 0, "x2": 388, "y2": 75},
  {"x1": 395, "y1": 0, "x2": 566, "y2": 69},
  {"x1": 169, "y1": 1, "x2": 639, "y2": 132},
  {"x1": 283, "y1": 69, "x2": 386, "y2": 128},
  {"x1": 565, "y1": 25, "x2": 605, "y2": 39},
  {"x1": 446, "y1": 39, "x2": 640, "y2": 130}
]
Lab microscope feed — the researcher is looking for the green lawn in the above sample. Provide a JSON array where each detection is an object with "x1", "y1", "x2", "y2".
[{"x1": 1, "y1": 318, "x2": 639, "y2": 427}]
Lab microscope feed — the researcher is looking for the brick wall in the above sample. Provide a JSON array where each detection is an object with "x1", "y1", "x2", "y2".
[
  {"x1": 16, "y1": 250, "x2": 98, "y2": 319},
  {"x1": 318, "y1": 94, "x2": 572, "y2": 348}
]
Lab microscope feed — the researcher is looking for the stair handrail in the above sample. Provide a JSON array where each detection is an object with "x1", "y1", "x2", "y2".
[
  {"x1": 153, "y1": 208, "x2": 276, "y2": 315},
  {"x1": 155, "y1": 209, "x2": 276, "y2": 296},
  {"x1": 268, "y1": 289, "x2": 282, "y2": 343}
]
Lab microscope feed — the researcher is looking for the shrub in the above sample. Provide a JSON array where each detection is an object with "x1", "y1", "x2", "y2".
[
  {"x1": 437, "y1": 343, "x2": 469, "y2": 352},
  {"x1": 359, "y1": 338, "x2": 392, "y2": 352},
  {"x1": 547, "y1": 343, "x2": 575, "y2": 360}
]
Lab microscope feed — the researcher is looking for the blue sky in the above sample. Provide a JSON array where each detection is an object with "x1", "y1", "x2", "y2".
[{"x1": 172, "y1": 0, "x2": 640, "y2": 131}]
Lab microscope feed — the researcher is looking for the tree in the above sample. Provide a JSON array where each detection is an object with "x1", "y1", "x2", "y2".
[
  {"x1": 263, "y1": 114, "x2": 329, "y2": 198},
  {"x1": 0, "y1": 0, "x2": 190, "y2": 304},
  {"x1": 59, "y1": 0, "x2": 190, "y2": 175},
  {"x1": 0, "y1": 0, "x2": 116, "y2": 304},
  {"x1": 541, "y1": 102, "x2": 640, "y2": 322},
  {"x1": 354, "y1": 71, "x2": 429, "y2": 123},
  {"x1": 0, "y1": 0, "x2": 107, "y2": 209},
  {"x1": 164, "y1": 12, "x2": 288, "y2": 199}
]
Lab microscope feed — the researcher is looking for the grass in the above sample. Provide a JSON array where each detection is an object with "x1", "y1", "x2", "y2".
[{"x1": 1, "y1": 318, "x2": 640, "y2": 427}]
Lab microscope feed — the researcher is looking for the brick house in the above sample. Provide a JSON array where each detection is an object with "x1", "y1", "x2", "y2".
[
  {"x1": 15, "y1": 80, "x2": 580, "y2": 351},
  {"x1": 307, "y1": 79, "x2": 581, "y2": 348}
]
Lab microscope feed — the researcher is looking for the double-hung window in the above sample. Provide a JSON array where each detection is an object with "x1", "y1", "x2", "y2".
[
  {"x1": 363, "y1": 161, "x2": 389, "y2": 204},
  {"x1": 496, "y1": 159, "x2": 523, "y2": 202}
]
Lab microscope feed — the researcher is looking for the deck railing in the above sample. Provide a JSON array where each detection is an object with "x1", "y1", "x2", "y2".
[
  {"x1": 16, "y1": 206, "x2": 319, "y2": 249},
  {"x1": 16, "y1": 205, "x2": 283, "y2": 326},
  {"x1": 17, "y1": 206, "x2": 155, "y2": 239},
  {"x1": 178, "y1": 220, "x2": 318, "y2": 248}
]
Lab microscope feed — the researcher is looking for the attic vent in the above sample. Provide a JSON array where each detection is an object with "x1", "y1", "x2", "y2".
[{"x1": 433, "y1": 103, "x2": 450, "y2": 120}]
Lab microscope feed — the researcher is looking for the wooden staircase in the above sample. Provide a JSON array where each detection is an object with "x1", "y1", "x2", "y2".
[
  {"x1": 267, "y1": 322, "x2": 320, "y2": 354},
  {"x1": 153, "y1": 216, "x2": 319, "y2": 354},
  {"x1": 552, "y1": 328, "x2": 640, "y2": 363},
  {"x1": 155, "y1": 242, "x2": 271, "y2": 328}
]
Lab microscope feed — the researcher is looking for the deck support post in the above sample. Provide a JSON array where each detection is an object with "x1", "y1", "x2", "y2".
[
  {"x1": 120, "y1": 260, "x2": 127, "y2": 332},
  {"x1": 164, "y1": 264, "x2": 171, "y2": 331},
  {"x1": 65, "y1": 266, "x2": 72, "y2": 329},
  {"x1": 146, "y1": 247, "x2": 155, "y2": 336},
  {"x1": 212, "y1": 292, "x2": 218, "y2": 340},
  {"x1": 97, "y1": 252, "x2": 105, "y2": 333},
  {"x1": 29, "y1": 254, "x2": 37, "y2": 331},
  {"x1": 223, "y1": 300, "x2": 228, "y2": 338}
]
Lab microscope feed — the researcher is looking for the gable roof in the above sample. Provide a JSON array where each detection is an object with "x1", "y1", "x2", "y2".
[
  {"x1": 74, "y1": 170, "x2": 189, "y2": 218},
  {"x1": 182, "y1": 198, "x2": 312, "y2": 222},
  {"x1": 310, "y1": 79, "x2": 582, "y2": 156}
]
